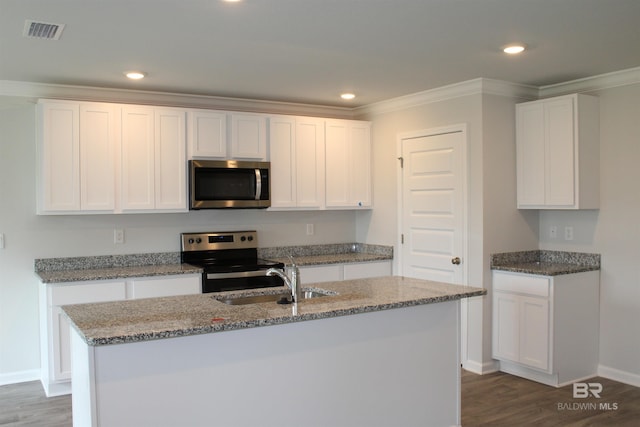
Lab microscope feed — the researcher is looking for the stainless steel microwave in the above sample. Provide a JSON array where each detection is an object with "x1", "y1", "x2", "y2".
[{"x1": 189, "y1": 160, "x2": 271, "y2": 209}]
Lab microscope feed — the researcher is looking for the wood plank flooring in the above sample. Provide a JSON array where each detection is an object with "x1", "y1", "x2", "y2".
[{"x1": 1, "y1": 370, "x2": 638, "y2": 426}]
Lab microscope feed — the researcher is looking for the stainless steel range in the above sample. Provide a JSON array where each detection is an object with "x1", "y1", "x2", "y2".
[{"x1": 181, "y1": 230, "x2": 284, "y2": 293}]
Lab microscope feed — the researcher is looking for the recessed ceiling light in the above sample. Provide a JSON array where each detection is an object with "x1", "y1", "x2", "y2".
[
  {"x1": 503, "y1": 44, "x2": 526, "y2": 55},
  {"x1": 124, "y1": 71, "x2": 146, "y2": 80},
  {"x1": 341, "y1": 93, "x2": 356, "y2": 100}
]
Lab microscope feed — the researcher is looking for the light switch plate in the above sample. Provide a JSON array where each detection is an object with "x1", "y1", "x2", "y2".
[{"x1": 0, "y1": 233, "x2": 4, "y2": 249}]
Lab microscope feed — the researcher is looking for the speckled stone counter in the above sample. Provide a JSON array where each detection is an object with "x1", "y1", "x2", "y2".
[
  {"x1": 35, "y1": 253, "x2": 202, "y2": 283},
  {"x1": 491, "y1": 250, "x2": 600, "y2": 275},
  {"x1": 259, "y1": 242, "x2": 393, "y2": 266},
  {"x1": 62, "y1": 276, "x2": 485, "y2": 346}
]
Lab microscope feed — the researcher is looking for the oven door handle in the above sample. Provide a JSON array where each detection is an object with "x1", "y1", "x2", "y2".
[
  {"x1": 254, "y1": 168, "x2": 262, "y2": 201},
  {"x1": 206, "y1": 270, "x2": 272, "y2": 280}
]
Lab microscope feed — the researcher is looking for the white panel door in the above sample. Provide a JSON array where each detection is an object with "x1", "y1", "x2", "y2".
[
  {"x1": 519, "y1": 296, "x2": 550, "y2": 371},
  {"x1": 154, "y1": 108, "x2": 187, "y2": 210},
  {"x1": 295, "y1": 118, "x2": 325, "y2": 208},
  {"x1": 269, "y1": 116, "x2": 297, "y2": 208},
  {"x1": 492, "y1": 291, "x2": 520, "y2": 363},
  {"x1": 79, "y1": 103, "x2": 116, "y2": 211},
  {"x1": 39, "y1": 101, "x2": 80, "y2": 212},
  {"x1": 230, "y1": 113, "x2": 267, "y2": 159},
  {"x1": 121, "y1": 106, "x2": 155, "y2": 210},
  {"x1": 325, "y1": 120, "x2": 350, "y2": 206},
  {"x1": 545, "y1": 97, "x2": 575, "y2": 206},
  {"x1": 516, "y1": 102, "x2": 546, "y2": 206},
  {"x1": 400, "y1": 131, "x2": 465, "y2": 284},
  {"x1": 349, "y1": 122, "x2": 372, "y2": 207},
  {"x1": 188, "y1": 110, "x2": 227, "y2": 158}
]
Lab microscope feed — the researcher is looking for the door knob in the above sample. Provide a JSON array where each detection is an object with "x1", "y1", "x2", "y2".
[{"x1": 451, "y1": 257, "x2": 461, "y2": 265}]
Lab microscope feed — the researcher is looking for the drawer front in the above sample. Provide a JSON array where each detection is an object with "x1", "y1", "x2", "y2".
[
  {"x1": 50, "y1": 280, "x2": 127, "y2": 306},
  {"x1": 493, "y1": 271, "x2": 549, "y2": 297}
]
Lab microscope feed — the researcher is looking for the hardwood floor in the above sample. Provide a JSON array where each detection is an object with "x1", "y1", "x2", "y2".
[
  {"x1": 462, "y1": 370, "x2": 640, "y2": 426},
  {"x1": 1, "y1": 371, "x2": 638, "y2": 426}
]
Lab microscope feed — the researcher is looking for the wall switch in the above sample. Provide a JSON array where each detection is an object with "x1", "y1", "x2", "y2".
[
  {"x1": 306, "y1": 224, "x2": 315, "y2": 236},
  {"x1": 114, "y1": 229, "x2": 125, "y2": 244},
  {"x1": 550, "y1": 226, "x2": 557, "y2": 239},
  {"x1": 564, "y1": 226, "x2": 574, "y2": 241},
  {"x1": 0, "y1": 233, "x2": 4, "y2": 249}
]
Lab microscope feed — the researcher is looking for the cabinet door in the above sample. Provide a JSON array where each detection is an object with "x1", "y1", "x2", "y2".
[
  {"x1": 79, "y1": 103, "x2": 116, "y2": 211},
  {"x1": 516, "y1": 102, "x2": 545, "y2": 207},
  {"x1": 129, "y1": 275, "x2": 201, "y2": 299},
  {"x1": 343, "y1": 261, "x2": 391, "y2": 280},
  {"x1": 188, "y1": 110, "x2": 227, "y2": 158},
  {"x1": 269, "y1": 116, "x2": 297, "y2": 208},
  {"x1": 38, "y1": 101, "x2": 80, "y2": 212},
  {"x1": 325, "y1": 120, "x2": 372, "y2": 208},
  {"x1": 349, "y1": 122, "x2": 372, "y2": 207},
  {"x1": 121, "y1": 106, "x2": 155, "y2": 210},
  {"x1": 155, "y1": 108, "x2": 187, "y2": 211},
  {"x1": 230, "y1": 113, "x2": 267, "y2": 160},
  {"x1": 299, "y1": 265, "x2": 342, "y2": 284},
  {"x1": 545, "y1": 97, "x2": 575, "y2": 206},
  {"x1": 492, "y1": 291, "x2": 520, "y2": 363},
  {"x1": 49, "y1": 281, "x2": 126, "y2": 382},
  {"x1": 296, "y1": 118, "x2": 325, "y2": 208},
  {"x1": 519, "y1": 295, "x2": 550, "y2": 371}
]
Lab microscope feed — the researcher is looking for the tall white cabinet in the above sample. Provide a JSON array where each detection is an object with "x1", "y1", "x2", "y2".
[{"x1": 516, "y1": 93, "x2": 599, "y2": 209}]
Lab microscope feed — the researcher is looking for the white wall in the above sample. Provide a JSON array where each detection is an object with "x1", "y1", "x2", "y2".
[
  {"x1": 0, "y1": 102, "x2": 357, "y2": 382},
  {"x1": 539, "y1": 83, "x2": 640, "y2": 384}
]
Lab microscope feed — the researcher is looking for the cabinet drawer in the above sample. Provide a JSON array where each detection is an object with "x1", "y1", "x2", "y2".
[
  {"x1": 50, "y1": 281, "x2": 127, "y2": 306},
  {"x1": 493, "y1": 272, "x2": 549, "y2": 297}
]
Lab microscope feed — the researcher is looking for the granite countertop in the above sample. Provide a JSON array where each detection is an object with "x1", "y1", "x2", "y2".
[
  {"x1": 37, "y1": 263, "x2": 203, "y2": 284},
  {"x1": 491, "y1": 250, "x2": 600, "y2": 276},
  {"x1": 62, "y1": 276, "x2": 485, "y2": 346},
  {"x1": 36, "y1": 243, "x2": 393, "y2": 284}
]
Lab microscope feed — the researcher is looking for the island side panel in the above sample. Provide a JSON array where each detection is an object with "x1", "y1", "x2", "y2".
[
  {"x1": 70, "y1": 327, "x2": 97, "y2": 427},
  {"x1": 82, "y1": 301, "x2": 461, "y2": 427}
]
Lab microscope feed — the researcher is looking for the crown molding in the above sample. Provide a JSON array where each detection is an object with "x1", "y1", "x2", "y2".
[
  {"x1": 539, "y1": 66, "x2": 640, "y2": 98},
  {"x1": 0, "y1": 80, "x2": 355, "y2": 118},
  {"x1": 354, "y1": 78, "x2": 538, "y2": 117}
]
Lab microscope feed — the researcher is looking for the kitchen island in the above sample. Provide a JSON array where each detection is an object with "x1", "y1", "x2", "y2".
[{"x1": 64, "y1": 276, "x2": 485, "y2": 427}]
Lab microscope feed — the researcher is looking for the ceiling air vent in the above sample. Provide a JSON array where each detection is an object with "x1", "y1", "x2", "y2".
[{"x1": 23, "y1": 20, "x2": 65, "y2": 40}]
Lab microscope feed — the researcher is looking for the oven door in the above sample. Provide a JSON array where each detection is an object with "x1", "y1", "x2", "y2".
[
  {"x1": 202, "y1": 270, "x2": 284, "y2": 293},
  {"x1": 189, "y1": 160, "x2": 270, "y2": 209}
]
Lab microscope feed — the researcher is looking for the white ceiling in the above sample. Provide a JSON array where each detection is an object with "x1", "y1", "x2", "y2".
[{"x1": 1, "y1": 0, "x2": 639, "y2": 107}]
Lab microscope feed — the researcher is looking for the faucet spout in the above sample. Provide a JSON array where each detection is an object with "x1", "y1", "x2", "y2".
[{"x1": 266, "y1": 256, "x2": 300, "y2": 303}]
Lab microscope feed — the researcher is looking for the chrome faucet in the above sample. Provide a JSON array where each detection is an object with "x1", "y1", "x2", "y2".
[{"x1": 266, "y1": 255, "x2": 300, "y2": 303}]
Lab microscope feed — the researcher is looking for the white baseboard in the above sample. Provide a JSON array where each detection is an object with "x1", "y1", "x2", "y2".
[
  {"x1": 0, "y1": 369, "x2": 40, "y2": 386},
  {"x1": 462, "y1": 359, "x2": 499, "y2": 375},
  {"x1": 598, "y1": 364, "x2": 640, "y2": 388}
]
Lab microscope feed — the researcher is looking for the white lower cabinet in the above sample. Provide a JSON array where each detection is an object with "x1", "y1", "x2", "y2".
[
  {"x1": 39, "y1": 274, "x2": 200, "y2": 396},
  {"x1": 492, "y1": 270, "x2": 599, "y2": 387},
  {"x1": 299, "y1": 261, "x2": 392, "y2": 284}
]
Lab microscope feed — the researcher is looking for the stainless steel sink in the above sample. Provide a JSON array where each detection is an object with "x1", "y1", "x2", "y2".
[{"x1": 218, "y1": 288, "x2": 336, "y2": 305}]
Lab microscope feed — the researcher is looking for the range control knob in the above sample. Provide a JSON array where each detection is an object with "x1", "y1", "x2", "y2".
[
  {"x1": 196, "y1": 238, "x2": 202, "y2": 244},
  {"x1": 188, "y1": 238, "x2": 195, "y2": 244},
  {"x1": 248, "y1": 235, "x2": 253, "y2": 241},
  {"x1": 240, "y1": 236, "x2": 246, "y2": 242}
]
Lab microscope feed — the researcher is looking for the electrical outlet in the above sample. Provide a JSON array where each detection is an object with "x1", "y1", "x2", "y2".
[
  {"x1": 306, "y1": 224, "x2": 315, "y2": 235},
  {"x1": 564, "y1": 226, "x2": 574, "y2": 241},
  {"x1": 550, "y1": 226, "x2": 557, "y2": 239},
  {"x1": 114, "y1": 229, "x2": 125, "y2": 244}
]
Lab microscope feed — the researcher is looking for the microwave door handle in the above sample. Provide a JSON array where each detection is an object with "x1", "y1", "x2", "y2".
[{"x1": 254, "y1": 168, "x2": 262, "y2": 200}]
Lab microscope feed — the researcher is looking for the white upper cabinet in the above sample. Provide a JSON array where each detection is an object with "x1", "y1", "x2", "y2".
[
  {"x1": 325, "y1": 119, "x2": 372, "y2": 208},
  {"x1": 121, "y1": 105, "x2": 187, "y2": 212},
  {"x1": 37, "y1": 100, "x2": 116, "y2": 214},
  {"x1": 187, "y1": 110, "x2": 267, "y2": 160},
  {"x1": 516, "y1": 94, "x2": 599, "y2": 209},
  {"x1": 187, "y1": 109, "x2": 227, "y2": 158},
  {"x1": 230, "y1": 113, "x2": 267, "y2": 160},
  {"x1": 269, "y1": 116, "x2": 325, "y2": 209}
]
